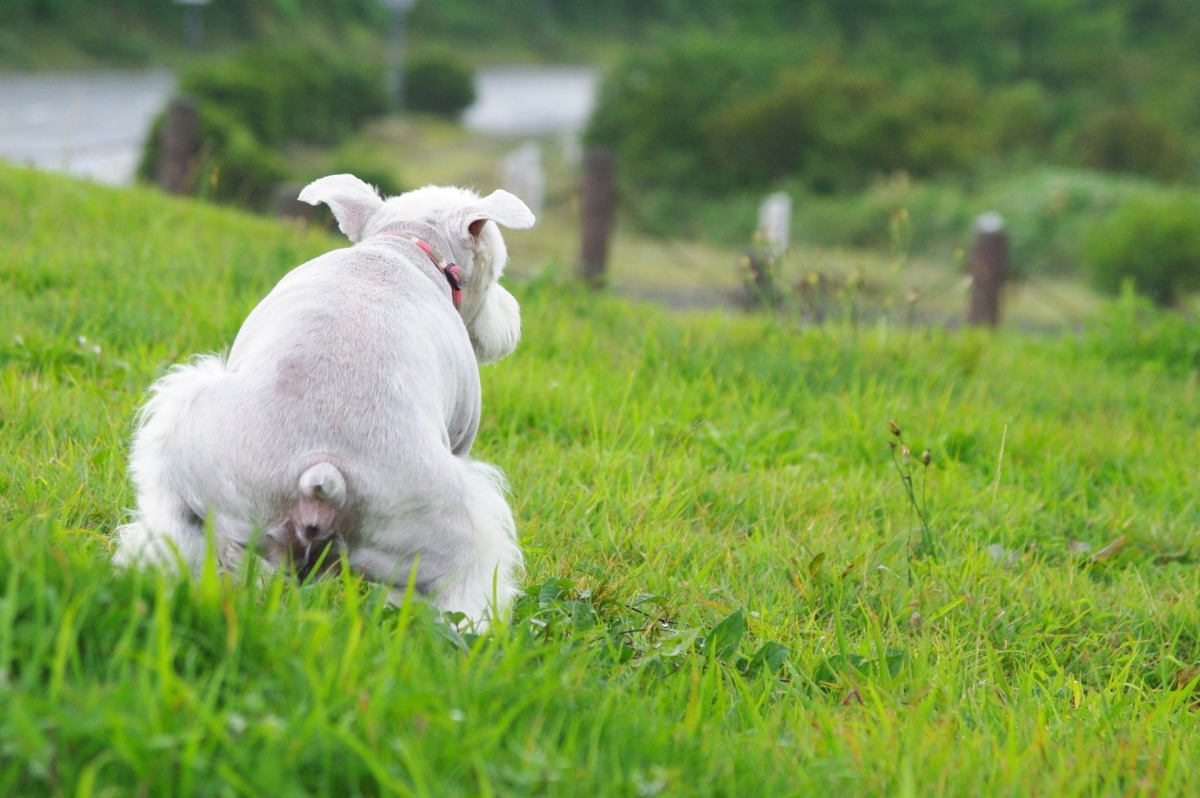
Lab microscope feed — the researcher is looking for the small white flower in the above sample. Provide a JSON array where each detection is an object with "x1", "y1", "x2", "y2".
[{"x1": 226, "y1": 713, "x2": 247, "y2": 735}]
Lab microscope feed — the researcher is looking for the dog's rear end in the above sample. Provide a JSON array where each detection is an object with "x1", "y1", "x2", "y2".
[
  {"x1": 114, "y1": 176, "x2": 535, "y2": 627},
  {"x1": 261, "y1": 463, "x2": 347, "y2": 581}
]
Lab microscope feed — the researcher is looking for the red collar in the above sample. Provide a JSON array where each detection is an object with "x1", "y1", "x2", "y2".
[{"x1": 379, "y1": 232, "x2": 464, "y2": 310}]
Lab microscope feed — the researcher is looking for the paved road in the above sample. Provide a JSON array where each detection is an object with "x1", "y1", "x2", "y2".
[{"x1": 0, "y1": 66, "x2": 596, "y2": 186}]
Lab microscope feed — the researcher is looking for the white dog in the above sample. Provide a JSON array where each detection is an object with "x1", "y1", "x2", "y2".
[{"x1": 113, "y1": 174, "x2": 535, "y2": 625}]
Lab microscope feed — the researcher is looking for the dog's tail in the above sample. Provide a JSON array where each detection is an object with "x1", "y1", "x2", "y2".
[
  {"x1": 270, "y1": 463, "x2": 349, "y2": 580},
  {"x1": 298, "y1": 462, "x2": 346, "y2": 508}
]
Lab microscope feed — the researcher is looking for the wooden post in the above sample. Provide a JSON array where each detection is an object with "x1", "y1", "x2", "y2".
[
  {"x1": 968, "y1": 212, "x2": 1008, "y2": 327},
  {"x1": 156, "y1": 98, "x2": 201, "y2": 196},
  {"x1": 578, "y1": 147, "x2": 616, "y2": 288}
]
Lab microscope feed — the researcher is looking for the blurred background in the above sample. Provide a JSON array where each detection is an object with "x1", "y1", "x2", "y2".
[{"x1": 3, "y1": 0, "x2": 1200, "y2": 324}]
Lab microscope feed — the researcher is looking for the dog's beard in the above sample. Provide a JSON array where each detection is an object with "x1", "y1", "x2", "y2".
[{"x1": 469, "y1": 285, "x2": 521, "y2": 364}]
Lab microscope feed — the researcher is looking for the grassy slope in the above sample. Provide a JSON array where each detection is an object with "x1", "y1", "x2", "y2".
[{"x1": 2, "y1": 163, "x2": 1200, "y2": 795}]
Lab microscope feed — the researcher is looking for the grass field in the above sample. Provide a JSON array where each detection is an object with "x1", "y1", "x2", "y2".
[{"x1": 2, "y1": 162, "x2": 1200, "y2": 795}]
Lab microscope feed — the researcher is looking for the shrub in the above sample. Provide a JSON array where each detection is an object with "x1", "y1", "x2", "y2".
[
  {"x1": 138, "y1": 103, "x2": 287, "y2": 211},
  {"x1": 180, "y1": 45, "x2": 388, "y2": 147},
  {"x1": 1083, "y1": 192, "x2": 1200, "y2": 306},
  {"x1": 1080, "y1": 284, "x2": 1200, "y2": 375},
  {"x1": 323, "y1": 49, "x2": 389, "y2": 139},
  {"x1": 143, "y1": 43, "x2": 390, "y2": 211},
  {"x1": 404, "y1": 51, "x2": 476, "y2": 118},
  {"x1": 706, "y1": 62, "x2": 889, "y2": 191},
  {"x1": 589, "y1": 37, "x2": 997, "y2": 198},
  {"x1": 970, "y1": 169, "x2": 1144, "y2": 276},
  {"x1": 986, "y1": 81, "x2": 1053, "y2": 154},
  {"x1": 181, "y1": 58, "x2": 287, "y2": 145},
  {"x1": 1069, "y1": 106, "x2": 1194, "y2": 182},
  {"x1": 706, "y1": 62, "x2": 990, "y2": 193},
  {"x1": 322, "y1": 141, "x2": 406, "y2": 199},
  {"x1": 586, "y1": 35, "x2": 785, "y2": 194}
]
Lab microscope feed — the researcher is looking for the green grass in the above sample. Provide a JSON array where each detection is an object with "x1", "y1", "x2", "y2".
[{"x1": 3, "y1": 162, "x2": 1200, "y2": 795}]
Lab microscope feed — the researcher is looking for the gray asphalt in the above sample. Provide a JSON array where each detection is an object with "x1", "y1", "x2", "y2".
[{"x1": 0, "y1": 67, "x2": 596, "y2": 186}]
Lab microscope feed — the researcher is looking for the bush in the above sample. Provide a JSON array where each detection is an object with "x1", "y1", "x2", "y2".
[
  {"x1": 984, "y1": 81, "x2": 1054, "y2": 154},
  {"x1": 142, "y1": 43, "x2": 391, "y2": 211},
  {"x1": 586, "y1": 35, "x2": 786, "y2": 194},
  {"x1": 1069, "y1": 106, "x2": 1194, "y2": 182},
  {"x1": 322, "y1": 141, "x2": 406, "y2": 199},
  {"x1": 706, "y1": 63, "x2": 889, "y2": 191},
  {"x1": 404, "y1": 51, "x2": 476, "y2": 118},
  {"x1": 975, "y1": 169, "x2": 1155, "y2": 276},
  {"x1": 181, "y1": 58, "x2": 286, "y2": 145},
  {"x1": 589, "y1": 37, "x2": 1002, "y2": 198},
  {"x1": 138, "y1": 103, "x2": 287, "y2": 211},
  {"x1": 1080, "y1": 284, "x2": 1200, "y2": 375},
  {"x1": 180, "y1": 45, "x2": 388, "y2": 147},
  {"x1": 1083, "y1": 192, "x2": 1200, "y2": 306},
  {"x1": 707, "y1": 61, "x2": 990, "y2": 193}
]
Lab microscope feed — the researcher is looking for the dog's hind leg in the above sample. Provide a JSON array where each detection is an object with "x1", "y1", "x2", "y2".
[
  {"x1": 113, "y1": 355, "x2": 228, "y2": 574},
  {"x1": 411, "y1": 458, "x2": 523, "y2": 629}
]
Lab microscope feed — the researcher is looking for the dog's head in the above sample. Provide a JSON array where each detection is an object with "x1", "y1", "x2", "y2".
[{"x1": 298, "y1": 174, "x2": 535, "y2": 363}]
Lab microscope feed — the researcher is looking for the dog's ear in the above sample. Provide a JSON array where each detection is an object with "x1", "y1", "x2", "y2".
[
  {"x1": 462, "y1": 190, "x2": 537, "y2": 239},
  {"x1": 298, "y1": 174, "x2": 383, "y2": 243}
]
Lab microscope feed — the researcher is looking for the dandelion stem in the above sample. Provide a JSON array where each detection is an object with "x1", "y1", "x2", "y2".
[{"x1": 890, "y1": 427, "x2": 936, "y2": 563}]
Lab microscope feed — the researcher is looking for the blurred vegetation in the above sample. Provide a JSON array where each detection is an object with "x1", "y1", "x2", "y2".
[
  {"x1": 404, "y1": 50, "x2": 477, "y2": 119},
  {"x1": 0, "y1": 1, "x2": 386, "y2": 66},
  {"x1": 586, "y1": 20, "x2": 1200, "y2": 194},
  {"x1": 1083, "y1": 193, "x2": 1200, "y2": 306},
  {"x1": 137, "y1": 44, "x2": 391, "y2": 210},
  {"x1": 179, "y1": 47, "x2": 389, "y2": 148},
  {"x1": 137, "y1": 102, "x2": 287, "y2": 210},
  {"x1": 7, "y1": 0, "x2": 1200, "y2": 305},
  {"x1": 574, "y1": 1, "x2": 1200, "y2": 303},
  {"x1": 135, "y1": 43, "x2": 472, "y2": 209}
]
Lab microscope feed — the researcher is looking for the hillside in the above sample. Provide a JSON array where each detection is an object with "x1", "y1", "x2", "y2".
[{"x1": 2, "y1": 165, "x2": 1200, "y2": 794}]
